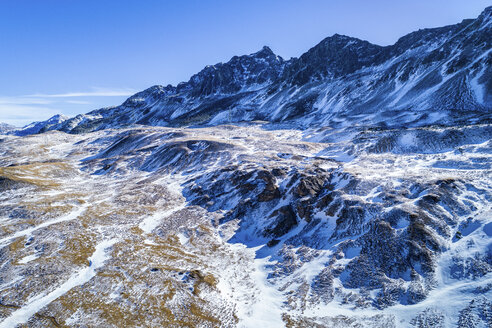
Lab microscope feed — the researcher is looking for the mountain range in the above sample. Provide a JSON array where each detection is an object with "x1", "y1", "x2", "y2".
[
  {"x1": 0, "y1": 6, "x2": 491, "y2": 328},
  {"x1": 10, "y1": 6, "x2": 492, "y2": 136}
]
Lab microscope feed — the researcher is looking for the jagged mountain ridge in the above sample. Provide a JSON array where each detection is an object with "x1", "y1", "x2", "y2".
[
  {"x1": 23, "y1": 6, "x2": 491, "y2": 135},
  {"x1": 0, "y1": 6, "x2": 491, "y2": 328},
  {"x1": 12, "y1": 114, "x2": 68, "y2": 136}
]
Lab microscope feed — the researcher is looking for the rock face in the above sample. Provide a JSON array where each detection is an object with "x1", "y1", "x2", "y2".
[
  {"x1": 15, "y1": 6, "x2": 491, "y2": 135},
  {"x1": 0, "y1": 6, "x2": 491, "y2": 328},
  {"x1": 184, "y1": 46, "x2": 284, "y2": 97},
  {"x1": 281, "y1": 34, "x2": 387, "y2": 83}
]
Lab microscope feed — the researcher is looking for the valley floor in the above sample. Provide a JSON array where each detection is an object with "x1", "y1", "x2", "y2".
[{"x1": 0, "y1": 123, "x2": 490, "y2": 327}]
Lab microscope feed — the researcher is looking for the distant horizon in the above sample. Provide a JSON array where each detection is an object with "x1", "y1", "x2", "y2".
[{"x1": 0, "y1": 0, "x2": 489, "y2": 127}]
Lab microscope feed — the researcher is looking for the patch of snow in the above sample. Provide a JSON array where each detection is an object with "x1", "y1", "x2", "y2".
[
  {"x1": 0, "y1": 238, "x2": 117, "y2": 328},
  {"x1": 0, "y1": 205, "x2": 88, "y2": 247},
  {"x1": 18, "y1": 253, "x2": 40, "y2": 264},
  {"x1": 399, "y1": 132, "x2": 416, "y2": 148},
  {"x1": 138, "y1": 204, "x2": 186, "y2": 234},
  {"x1": 217, "y1": 244, "x2": 285, "y2": 328},
  {"x1": 470, "y1": 66, "x2": 486, "y2": 104},
  {"x1": 176, "y1": 232, "x2": 189, "y2": 245}
]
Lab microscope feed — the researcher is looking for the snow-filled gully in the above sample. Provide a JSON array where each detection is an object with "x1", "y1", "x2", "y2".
[
  {"x1": 216, "y1": 244, "x2": 285, "y2": 328},
  {"x1": 0, "y1": 205, "x2": 88, "y2": 247},
  {"x1": 0, "y1": 238, "x2": 117, "y2": 328}
]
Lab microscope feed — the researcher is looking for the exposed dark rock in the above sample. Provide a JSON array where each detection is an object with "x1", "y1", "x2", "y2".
[
  {"x1": 267, "y1": 205, "x2": 298, "y2": 237},
  {"x1": 267, "y1": 239, "x2": 280, "y2": 247}
]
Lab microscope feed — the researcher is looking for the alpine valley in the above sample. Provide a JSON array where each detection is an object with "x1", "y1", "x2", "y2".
[{"x1": 0, "y1": 6, "x2": 491, "y2": 328}]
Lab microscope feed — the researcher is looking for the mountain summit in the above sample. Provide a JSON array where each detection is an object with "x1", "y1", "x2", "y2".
[{"x1": 19, "y1": 7, "x2": 490, "y2": 135}]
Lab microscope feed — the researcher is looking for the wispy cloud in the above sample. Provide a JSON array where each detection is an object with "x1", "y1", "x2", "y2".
[
  {"x1": 65, "y1": 100, "x2": 92, "y2": 105},
  {"x1": 25, "y1": 88, "x2": 137, "y2": 98},
  {"x1": 0, "y1": 87, "x2": 137, "y2": 127},
  {"x1": 0, "y1": 104, "x2": 60, "y2": 127}
]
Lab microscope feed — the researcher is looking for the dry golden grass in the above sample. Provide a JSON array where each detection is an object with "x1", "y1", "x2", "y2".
[
  {"x1": 0, "y1": 151, "x2": 235, "y2": 326},
  {"x1": 56, "y1": 232, "x2": 98, "y2": 266},
  {"x1": 48, "y1": 233, "x2": 225, "y2": 328},
  {"x1": 9, "y1": 236, "x2": 26, "y2": 263},
  {"x1": 0, "y1": 162, "x2": 75, "y2": 189},
  {"x1": 8, "y1": 236, "x2": 26, "y2": 251}
]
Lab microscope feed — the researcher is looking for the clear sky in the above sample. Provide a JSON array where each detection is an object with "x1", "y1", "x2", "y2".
[{"x1": 0, "y1": 0, "x2": 489, "y2": 126}]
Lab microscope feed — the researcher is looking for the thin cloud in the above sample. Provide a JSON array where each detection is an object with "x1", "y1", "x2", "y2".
[
  {"x1": 0, "y1": 87, "x2": 136, "y2": 127},
  {"x1": 0, "y1": 88, "x2": 136, "y2": 105},
  {"x1": 26, "y1": 88, "x2": 137, "y2": 98},
  {"x1": 0, "y1": 104, "x2": 60, "y2": 127},
  {"x1": 65, "y1": 100, "x2": 92, "y2": 105}
]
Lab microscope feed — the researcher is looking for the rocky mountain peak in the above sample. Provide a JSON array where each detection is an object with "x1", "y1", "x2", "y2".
[
  {"x1": 320, "y1": 33, "x2": 363, "y2": 44},
  {"x1": 477, "y1": 5, "x2": 492, "y2": 27},
  {"x1": 253, "y1": 45, "x2": 277, "y2": 59},
  {"x1": 47, "y1": 114, "x2": 69, "y2": 122},
  {"x1": 481, "y1": 5, "x2": 492, "y2": 16},
  {"x1": 181, "y1": 46, "x2": 285, "y2": 97},
  {"x1": 281, "y1": 34, "x2": 385, "y2": 84},
  {"x1": 12, "y1": 114, "x2": 69, "y2": 136}
]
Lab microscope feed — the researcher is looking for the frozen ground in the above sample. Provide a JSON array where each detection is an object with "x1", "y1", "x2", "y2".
[{"x1": 0, "y1": 123, "x2": 490, "y2": 327}]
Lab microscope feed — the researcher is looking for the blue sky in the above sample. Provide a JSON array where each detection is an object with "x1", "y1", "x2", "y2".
[{"x1": 0, "y1": 0, "x2": 489, "y2": 126}]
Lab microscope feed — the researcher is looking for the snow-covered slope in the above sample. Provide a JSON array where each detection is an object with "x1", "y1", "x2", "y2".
[
  {"x1": 0, "y1": 6, "x2": 491, "y2": 328},
  {"x1": 12, "y1": 114, "x2": 68, "y2": 136},
  {"x1": 0, "y1": 122, "x2": 490, "y2": 327},
  {"x1": 0, "y1": 123, "x2": 16, "y2": 135},
  {"x1": 23, "y1": 6, "x2": 492, "y2": 134}
]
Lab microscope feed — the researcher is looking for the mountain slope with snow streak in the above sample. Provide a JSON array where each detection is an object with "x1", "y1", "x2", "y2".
[{"x1": 0, "y1": 6, "x2": 491, "y2": 328}]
